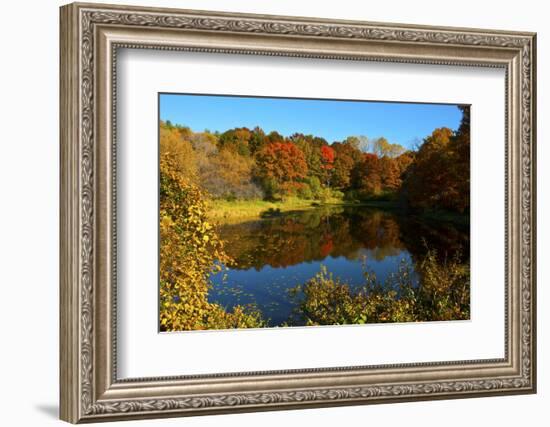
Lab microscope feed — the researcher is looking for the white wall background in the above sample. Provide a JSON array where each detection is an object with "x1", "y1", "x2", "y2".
[{"x1": 0, "y1": 0, "x2": 545, "y2": 425}]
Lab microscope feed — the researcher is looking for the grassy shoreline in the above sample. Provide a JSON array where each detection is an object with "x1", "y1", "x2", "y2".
[
  {"x1": 206, "y1": 197, "x2": 400, "y2": 223},
  {"x1": 207, "y1": 198, "x2": 328, "y2": 223},
  {"x1": 206, "y1": 197, "x2": 469, "y2": 226}
]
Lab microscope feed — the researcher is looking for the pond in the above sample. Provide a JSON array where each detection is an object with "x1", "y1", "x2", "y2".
[{"x1": 209, "y1": 205, "x2": 469, "y2": 327}]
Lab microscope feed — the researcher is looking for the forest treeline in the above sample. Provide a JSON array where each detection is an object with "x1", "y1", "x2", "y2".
[{"x1": 160, "y1": 105, "x2": 469, "y2": 214}]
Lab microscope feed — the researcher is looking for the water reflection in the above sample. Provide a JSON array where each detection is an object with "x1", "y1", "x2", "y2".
[{"x1": 209, "y1": 206, "x2": 469, "y2": 326}]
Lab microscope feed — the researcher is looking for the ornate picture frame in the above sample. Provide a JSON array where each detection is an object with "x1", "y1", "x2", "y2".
[{"x1": 60, "y1": 2, "x2": 536, "y2": 423}]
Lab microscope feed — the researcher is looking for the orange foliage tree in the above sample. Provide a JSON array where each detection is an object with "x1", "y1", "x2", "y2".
[
  {"x1": 254, "y1": 141, "x2": 308, "y2": 198},
  {"x1": 401, "y1": 120, "x2": 469, "y2": 213},
  {"x1": 353, "y1": 153, "x2": 383, "y2": 197},
  {"x1": 331, "y1": 140, "x2": 362, "y2": 190}
]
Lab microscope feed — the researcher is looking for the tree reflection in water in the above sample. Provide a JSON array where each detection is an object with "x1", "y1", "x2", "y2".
[{"x1": 209, "y1": 206, "x2": 469, "y2": 327}]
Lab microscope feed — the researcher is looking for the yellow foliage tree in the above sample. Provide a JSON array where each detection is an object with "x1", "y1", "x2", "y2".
[
  {"x1": 159, "y1": 153, "x2": 264, "y2": 331},
  {"x1": 159, "y1": 122, "x2": 198, "y2": 180}
]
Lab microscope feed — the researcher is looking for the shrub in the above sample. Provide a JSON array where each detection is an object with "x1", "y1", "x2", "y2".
[
  {"x1": 297, "y1": 183, "x2": 314, "y2": 200},
  {"x1": 316, "y1": 187, "x2": 332, "y2": 203},
  {"x1": 307, "y1": 176, "x2": 322, "y2": 198},
  {"x1": 159, "y1": 153, "x2": 265, "y2": 331},
  {"x1": 330, "y1": 189, "x2": 344, "y2": 201},
  {"x1": 288, "y1": 249, "x2": 469, "y2": 326}
]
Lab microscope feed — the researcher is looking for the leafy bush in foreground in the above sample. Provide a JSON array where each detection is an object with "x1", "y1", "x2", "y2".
[
  {"x1": 288, "y1": 250, "x2": 469, "y2": 326},
  {"x1": 159, "y1": 153, "x2": 265, "y2": 331}
]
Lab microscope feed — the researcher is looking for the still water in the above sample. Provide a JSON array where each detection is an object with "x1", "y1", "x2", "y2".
[{"x1": 209, "y1": 206, "x2": 468, "y2": 327}]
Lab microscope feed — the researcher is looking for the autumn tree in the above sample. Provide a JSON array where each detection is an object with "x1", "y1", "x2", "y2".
[
  {"x1": 249, "y1": 126, "x2": 267, "y2": 154},
  {"x1": 291, "y1": 133, "x2": 323, "y2": 180},
  {"x1": 218, "y1": 127, "x2": 252, "y2": 156},
  {"x1": 447, "y1": 106, "x2": 470, "y2": 212},
  {"x1": 379, "y1": 157, "x2": 402, "y2": 192},
  {"x1": 354, "y1": 135, "x2": 371, "y2": 153},
  {"x1": 254, "y1": 141, "x2": 308, "y2": 199},
  {"x1": 331, "y1": 140, "x2": 362, "y2": 190},
  {"x1": 201, "y1": 149, "x2": 263, "y2": 200},
  {"x1": 266, "y1": 130, "x2": 285, "y2": 144},
  {"x1": 353, "y1": 153, "x2": 383, "y2": 197},
  {"x1": 320, "y1": 145, "x2": 335, "y2": 186},
  {"x1": 401, "y1": 127, "x2": 457, "y2": 210},
  {"x1": 190, "y1": 131, "x2": 218, "y2": 176},
  {"x1": 159, "y1": 121, "x2": 197, "y2": 180},
  {"x1": 353, "y1": 136, "x2": 406, "y2": 158},
  {"x1": 371, "y1": 137, "x2": 406, "y2": 158},
  {"x1": 401, "y1": 106, "x2": 470, "y2": 214},
  {"x1": 395, "y1": 151, "x2": 415, "y2": 175}
]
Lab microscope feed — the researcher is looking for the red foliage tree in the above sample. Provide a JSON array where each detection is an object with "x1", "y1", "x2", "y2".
[
  {"x1": 320, "y1": 145, "x2": 335, "y2": 169},
  {"x1": 319, "y1": 145, "x2": 335, "y2": 186}
]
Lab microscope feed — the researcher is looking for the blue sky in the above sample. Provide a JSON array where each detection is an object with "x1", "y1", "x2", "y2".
[{"x1": 159, "y1": 93, "x2": 463, "y2": 150}]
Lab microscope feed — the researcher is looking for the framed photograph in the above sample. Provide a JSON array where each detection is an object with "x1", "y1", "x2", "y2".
[{"x1": 60, "y1": 2, "x2": 537, "y2": 423}]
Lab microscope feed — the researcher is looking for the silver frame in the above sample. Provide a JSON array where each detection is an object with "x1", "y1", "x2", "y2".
[{"x1": 60, "y1": 2, "x2": 537, "y2": 423}]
